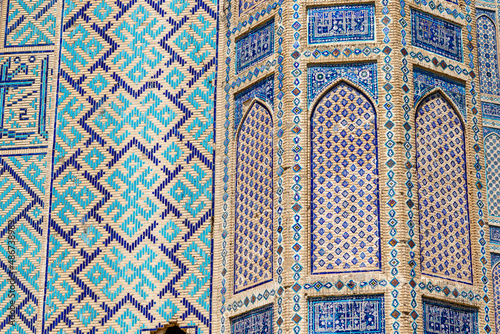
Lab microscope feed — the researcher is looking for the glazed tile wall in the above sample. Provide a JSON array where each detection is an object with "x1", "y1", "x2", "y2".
[
  {"x1": 311, "y1": 81, "x2": 381, "y2": 275},
  {"x1": 0, "y1": 0, "x2": 217, "y2": 332},
  {"x1": 234, "y1": 101, "x2": 274, "y2": 293},
  {"x1": 215, "y1": 0, "x2": 495, "y2": 331},
  {"x1": 416, "y1": 92, "x2": 472, "y2": 284},
  {"x1": 477, "y1": 0, "x2": 500, "y2": 331}
]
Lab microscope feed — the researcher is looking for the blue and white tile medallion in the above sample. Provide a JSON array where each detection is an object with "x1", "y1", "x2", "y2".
[
  {"x1": 423, "y1": 299, "x2": 478, "y2": 334},
  {"x1": 236, "y1": 19, "x2": 274, "y2": 73},
  {"x1": 308, "y1": 5, "x2": 375, "y2": 44},
  {"x1": 411, "y1": 9, "x2": 463, "y2": 62},
  {"x1": 308, "y1": 295, "x2": 385, "y2": 334},
  {"x1": 231, "y1": 304, "x2": 273, "y2": 334}
]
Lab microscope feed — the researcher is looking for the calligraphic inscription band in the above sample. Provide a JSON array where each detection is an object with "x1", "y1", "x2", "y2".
[
  {"x1": 308, "y1": 5, "x2": 375, "y2": 44},
  {"x1": 411, "y1": 9, "x2": 463, "y2": 61},
  {"x1": 236, "y1": 20, "x2": 274, "y2": 73}
]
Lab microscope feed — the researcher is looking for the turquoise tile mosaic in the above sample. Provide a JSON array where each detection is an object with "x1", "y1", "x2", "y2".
[{"x1": 4, "y1": 0, "x2": 58, "y2": 47}]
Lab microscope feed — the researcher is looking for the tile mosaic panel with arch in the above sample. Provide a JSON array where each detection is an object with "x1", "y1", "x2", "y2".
[
  {"x1": 477, "y1": 9, "x2": 500, "y2": 96},
  {"x1": 234, "y1": 100, "x2": 274, "y2": 293},
  {"x1": 310, "y1": 80, "x2": 381, "y2": 275},
  {"x1": 403, "y1": 0, "x2": 490, "y2": 329},
  {"x1": 415, "y1": 91, "x2": 473, "y2": 284}
]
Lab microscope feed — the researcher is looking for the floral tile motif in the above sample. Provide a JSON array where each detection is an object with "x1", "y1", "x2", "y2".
[
  {"x1": 414, "y1": 67, "x2": 466, "y2": 118},
  {"x1": 308, "y1": 63, "x2": 378, "y2": 107},
  {"x1": 234, "y1": 75, "x2": 274, "y2": 130}
]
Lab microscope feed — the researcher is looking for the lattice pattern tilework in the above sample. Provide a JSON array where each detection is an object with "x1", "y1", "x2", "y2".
[
  {"x1": 416, "y1": 93, "x2": 472, "y2": 284},
  {"x1": 4, "y1": 0, "x2": 58, "y2": 47},
  {"x1": 308, "y1": 295, "x2": 385, "y2": 334},
  {"x1": 43, "y1": 0, "x2": 216, "y2": 332},
  {"x1": 0, "y1": 54, "x2": 52, "y2": 148},
  {"x1": 230, "y1": 304, "x2": 273, "y2": 334},
  {"x1": 311, "y1": 82, "x2": 380, "y2": 274},
  {"x1": 0, "y1": 153, "x2": 47, "y2": 333},
  {"x1": 307, "y1": 5, "x2": 375, "y2": 44},
  {"x1": 484, "y1": 128, "x2": 500, "y2": 219},
  {"x1": 423, "y1": 299, "x2": 478, "y2": 334},
  {"x1": 477, "y1": 12, "x2": 500, "y2": 96},
  {"x1": 234, "y1": 101, "x2": 273, "y2": 293}
]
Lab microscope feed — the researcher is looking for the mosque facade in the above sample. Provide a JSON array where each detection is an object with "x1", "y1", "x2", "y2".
[{"x1": 0, "y1": 0, "x2": 499, "y2": 333}]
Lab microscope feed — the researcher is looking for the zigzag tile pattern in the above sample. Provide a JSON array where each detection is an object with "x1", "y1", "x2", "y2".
[
  {"x1": 43, "y1": 0, "x2": 216, "y2": 332},
  {"x1": 4, "y1": 0, "x2": 58, "y2": 47},
  {"x1": 0, "y1": 153, "x2": 47, "y2": 333}
]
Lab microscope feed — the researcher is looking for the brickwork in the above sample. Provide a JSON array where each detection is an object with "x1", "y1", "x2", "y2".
[{"x1": 0, "y1": 0, "x2": 499, "y2": 332}]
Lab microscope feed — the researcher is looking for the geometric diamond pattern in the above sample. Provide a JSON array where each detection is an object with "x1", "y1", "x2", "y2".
[
  {"x1": 234, "y1": 101, "x2": 273, "y2": 293},
  {"x1": 416, "y1": 92, "x2": 472, "y2": 284},
  {"x1": 4, "y1": 0, "x2": 58, "y2": 47},
  {"x1": 477, "y1": 14, "x2": 500, "y2": 96},
  {"x1": 0, "y1": 154, "x2": 46, "y2": 333},
  {"x1": 484, "y1": 131, "x2": 500, "y2": 218},
  {"x1": 42, "y1": 0, "x2": 216, "y2": 332},
  {"x1": 311, "y1": 82, "x2": 380, "y2": 274}
]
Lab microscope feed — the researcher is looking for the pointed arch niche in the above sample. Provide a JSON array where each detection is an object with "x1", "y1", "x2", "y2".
[
  {"x1": 310, "y1": 81, "x2": 381, "y2": 275},
  {"x1": 477, "y1": 13, "x2": 500, "y2": 95},
  {"x1": 415, "y1": 91, "x2": 473, "y2": 284},
  {"x1": 234, "y1": 100, "x2": 274, "y2": 293},
  {"x1": 484, "y1": 130, "x2": 500, "y2": 220}
]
